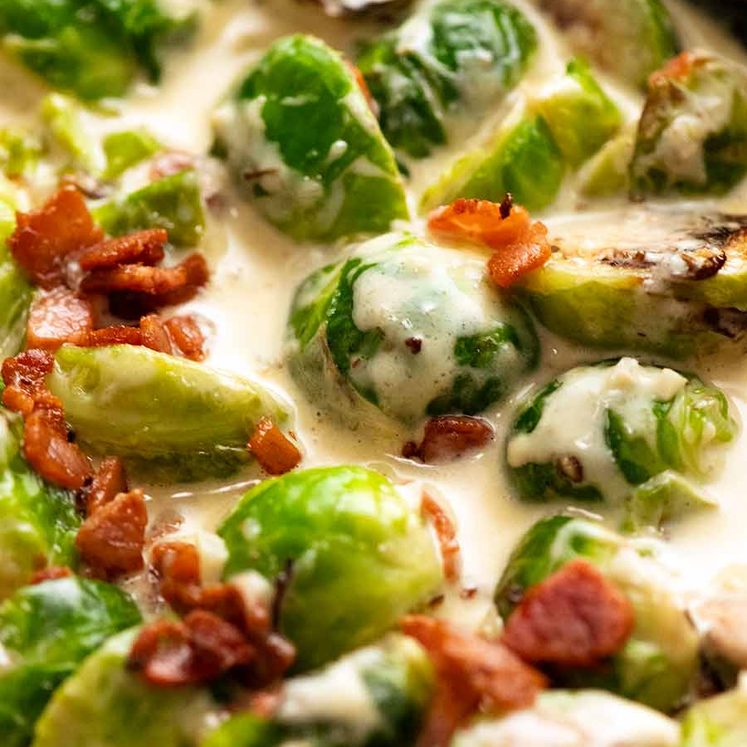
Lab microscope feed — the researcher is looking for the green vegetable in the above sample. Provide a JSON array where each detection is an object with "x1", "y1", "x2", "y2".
[
  {"x1": 94, "y1": 169, "x2": 205, "y2": 247},
  {"x1": 203, "y1": 634, "x2": 434, "y2": 747},
  {"x1": 680, "y1": 684, "x2": 747, "y2": 746},
  {"x1": 631, "y1": 51, "x2": 747, "y2": 195},
  {"x1": 287, "y1": 232, "x2": 539, "y2": 425},
  {"x1": 0, "y1": 251, "x2": 32, "y2": 360},
  {"x1": 218, "y1": 466, "x2": 442, "y2": 670},
  {"x1": 213, "y1": 34, "x2": 408, "y2": 243},
  {"x1": 578, "y1": 128, "x2": 635, "y2": 196},
  {"x1": 0, "y1": 127, "x2": 42, "y2": 178},
  {"x1": 46, "y1": 344, "x2": 291, "y2": 482},
  {"x1": 529, "y1": 0, "x2": 678, "y2": 88},
  {"x1": 102, "y1": 129, "x2": 161, "y2": 180},
  {"x1": 495, "y1": 515, "x2": 700, "y2": 711},
  {"x1": 0, "y1": 0, "x2": 195, "y2": 100},
  {"x1": 32, "y1": 628, "x2": 218, "y2": 747},
  {"x1": 357, "y1": 0, "x2": 537, "y2": 159},
  {"x1": 41, "y1": 93, "x2": 103, "y2": 175},
  {"x1": 0, "y1": 577, "x2": 141, "y2": 747},
  {"x1": 506, "y1": 359, "x2": 735, "y2": 521}
]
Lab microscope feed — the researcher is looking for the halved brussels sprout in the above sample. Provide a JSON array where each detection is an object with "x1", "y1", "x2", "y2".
[
  {"x1": 452, "y1": 690, "x2": 679, "y2": 746},
  {"x1": 506, "y1": 358, "x2": 735, "y2": 519},
  {"x1": 218, "y1": 466, "x2": 443, "y2": 671},
  {"x1": 213, "y1": 34, "x2": 408, "y2": 243},
  {"x1": 631, "y1": 51, "x2": 747, "y2": 195},
  {"x1": 0, "y1": 409, "x2": 80, "y2": 600},
  {"x1": 680, "y1": 679, "x2": 747, "y2": 746},
  {"x1": 495, "y1": 515, "x2": 699, "y2": 711},
  {"x1": 0, "y1": 0, "x2": 195, "y2": 100},
  {"x1": 287, "y1": 232, "x2": 539, "y2": 425},
  {"x1": 357, "y1": 0, "x2": 537, "y2": 159},
  {"x1": 577, "y1": 128, "x2": 635, "y2": 196},
  {"x1": 0, "y1": 253, "x2": 32, "y2": 360},
  {"x1": 529, "y1": 0, "x2": 678, "y2": 88},
  {"x1": 0, "y1": 577, "x2": 141, "y2": 747},
  {"x1": 203, "y1": 634, "x2": 434, "y2": 747},
  {"x1": 46, "y1": 344, "x2": 291, "y2": 482},
  {"x1": 518, "y1": 207, "x2": 747, "y2": 357},
  {"x1": 31, "y1": 628, "x2": 218, "y2": 747},
  {"x1": 102, "y1": 130, "x2": 161, "y2": 181}
]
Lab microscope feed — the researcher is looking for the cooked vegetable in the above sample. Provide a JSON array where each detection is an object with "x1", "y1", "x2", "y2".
[
  {"x1": 357, "y1": 0, "x2": 537, "y2": 159},
  {"x1": 0, "y1": 577, "x2": 141, "y2": 747},
  {"x1": 680, "y1": 680, "x2": 747, "y2": 746},
  {"x1": 41, "y1": 93, "x2": 102, "y2": 175},
  {"x1": 577, "y1": 128, "x2": 635, "y2": 196},
  {"x1": 631, "y1": 52, "x2": 747, "y2": 195},
  {"x1": 102, "y1": 130, "x2": 161, "y2": 180},
  {"x1": 46, "y1": 344, "x2": 291, "y2": 482},
  {"x1": 213, "y1": 34, "x2": 408, "y2": 242},
  {"x1": 528, "y1": 0, "x2": 678, "y2": 88},
  {"x1": 31, "y1": 628, "x2": 218, "y2": 747},
  {"x1": 495, "y1": 515, "x2": 700, "y2": 711},
  {"x1": 0, "y1": 249, "x2": 32, "y2": 360},
  {"x1": 0, "y1": 0, "x2": 194, "y2": 100},
  {"x1": 203, "y1": 634, "x2": 434, "y2": 746},
  {"x1": 218, "y1": 466, "x2": 443, "y2": 670},
  {"x1": 287, "y1": 232, "x2": 539, "y2": 425}
]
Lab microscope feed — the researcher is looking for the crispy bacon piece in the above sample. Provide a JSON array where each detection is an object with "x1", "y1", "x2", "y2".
[
  {"x1": 403, "y1": 416, "x2": 494, "y2": 464},
  {"x1": 84, "y1": 456, "x2": 128, "y2": 515},
  {"x1": 649, "y1": 51, "x2": 697, "y2": 86},
  {"x1": 164, "y1": 315, "x2": 206, "y2": 361},
  {"x1": 1, "y1": 349, "x2": 55, "y2": 415},
  {"x1": 421, "y1": 494, "x2": 460, "y2": 583},
  {"x1": 487, "y1": 222, "x2": 552, "y2": 289},
  {"x1": 140, "y1": 313, "x2": 177, "y2": 355},
  {"x1": 74, "y1": 229, "x2": 167, "y2": 272},
  {"x1": 26, "y1": 287, "x2": 94, "y2": 351},
  {"x1": 248, "y1": 417, "x2": 302, "y2": 476},
  {"x1": 402, "y1": 615, "x2": 546, "y2": 747},
  {"x1": 76, "y1": 489, "x2": 147, "y2": 578},
  {"x1": 151, "y1": 541, "x2": 203, "y2": 612},
  {"x1": 8, "y1": 186, "x2": 103, "y2": 288},
  {"x1": 23, "y1": 405, "x2": 92, "y2": 490},
  {"x1": 502, "y1": 559, "x2": 635, "y2": 667},
  {"x1": 31, "y1": 566, "x2": 73, "y2": 584},
  {"x1": 86, "y1": 325, "x2": 144, "y2": 347}
]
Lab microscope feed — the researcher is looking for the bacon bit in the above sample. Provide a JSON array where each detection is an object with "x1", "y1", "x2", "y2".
[
  {"x1": 76, "y1": 489, "x2": 147, "y2": 578},
  {"x1": 164, "y1": 315, "x2": 206, "y2": 361},
  {"x1": 1, "y1": 349, "x2": 55, "y2": 416},
  {"x1": 8, "y1": 186, "x2": 103, "y2": 288},
  {"x1": 502, "y1": 559, "x2": 635, "y2": 667},
  {"x1": 649, "y1": 51, "x2": 697, "y2": 87},
  {"x1": 86, "y1": 325, "x2": 144, "y2": 347},
  {"x1": 151, "y1": 541, "x2": 203, "y2": 612},
  {"x1": 405, "y1": 337, "x2": 423, "y2": 354},
  {"x1": 248, "y1": 417, "x2": 302, "y2": 476},
  {"x1": 31, "y1": 566, "x2": 73, "y2": 584},
  {"x1": 74, "y1": 229, "x2": 168, "y2": 272},
  {"x1": 85, "y1": 457, "x2": 128, "y2": 515},
  {"x1": 149, "y1": 151, "x2": 195, "y2": 181},
  {"x1": 403, "y1": 416, "x2": 494, "y2": 464},
  {"x1": 26, "y1": 287, "x2": 94, "y2": 351},
  {"x1": 140, "y1": 313, "x2": 177, "y2": 355},
  {"x1": 487, "y1": 222, "x2": 552, "y2": 289},
  {"x1": 421, "y1": 493, "x2": 460, "y2": 583},
  {"x1": 402, "y1": 615, "x2": 546, "y2": 747}
]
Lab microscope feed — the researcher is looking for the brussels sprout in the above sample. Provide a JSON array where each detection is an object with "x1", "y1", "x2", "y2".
[
  {"x1": 218, "y1": 466, "x2": 443, "y2": 670},
  {"x1": 495, "y1": 515, "x2": 700, "y2": 711},
  {"x1": 506, "y1": 358, "x2": 735, "y2": 517},
  {"x1": 0, "y1": 577, "x2": 141, "y2": 747},
  {"x1": 102, "y1": 130, "x2": 161, "y2": 180},
  {"x1": 0, "y1": 409, "x2": 80, "y2": 599},
  {"x1": 517, "y1": 207, "x2": 747, "y2": 357},
  {"x1": 0, "y1": 127, "x2": 42, "y2": 178},
  {"x1": 529, "y1": 0, "x2": 678, "y2": 88},
  {"x1": 631, "y1": 52, "x2": 747, "y2": 196},
  {"x1": 203, "y1": 634, "x2": 434, "y2": 747},
  {"x1": 0, "y1": 254, "x2": 32, "y2": 360},
  {"x1": 32, "y1": 628, "x2": 218, "y2": 747},
  {"x1": 46, "y1": 344, "x2": 291, "y2": 482},
  {"x1": 213, "y1": 34, "x2": 408, "y2": 243},
  {"x1": 94, "y1": 170, "x2": 205, "y2": 247},
  {"x1": 680, "y1": 679, "x2": 747, "y2": 746},
  {"x1": 0, "y1": 0, "x2": 194, "y2": 100},
  {"x1": 41, "y1": 93, "x2": 103, "y2": 175},
  {"x1": 577, "y1": 128, "x2": 635, "y2": 196},
  {"x1": 356, "y1": 0, "x2": 537, "y2": 159},
  {"x1": 287, "y1": 232, "x2": 539, "y2": 425},
  {"x1": 452, "y1": 690, "x2": 679, "y2": 746}
]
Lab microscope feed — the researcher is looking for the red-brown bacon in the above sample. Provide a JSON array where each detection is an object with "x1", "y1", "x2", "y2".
[
  {"x1": 248, "y1": 417, "x2": 302, "y2": 476},
  {"x1": 403, "y1": 416, "x2": 494, "y2": 464}
]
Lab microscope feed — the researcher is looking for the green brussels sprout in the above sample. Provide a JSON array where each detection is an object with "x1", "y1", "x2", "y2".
[
  {"x1": 506, "y1": 358, "x2": 735, "y2": 520},
  {"x1": 102, "y1": 129, "x2": 161, "y2": 180},
  {"x1": 218, "y1": 466, "x2": 443, "y2": 671},
  {"x1": 213, "y1": 34, "x2": 408, "y2": 243},
  {"x1": 452, "y1": 690, "x2": 679, "y2": 746},
  {"x1": 41, "y1": 93, "x2": 103, "y2": 175},
  {"x1": 32, "y1": 628, "x2": 218, "y2": 747},
  {"x1": 577, "y1": 128, "x2": 635, "y2": 196},
  {"x1": 356, "y1": 0, "x2": 537, "y2": 159},
  {"x1": 46, "y1": 344, "x2": 292, "y2": 482},
  {"x1": 0, "y1": 127, "x2": 42, "y2": 178},
  {"x1": 0, "y1": 577, "x2": 141, "y2": 747},
  {"x1": 631, "y1": 52, "x2": 747, "y2": 196},
  {"x1": 287, "y1": 232, "x2": 539, "y2": 425},
  {"x1": 94, "y1": 170, "x2": 205, "y2": 247},
  {"x1": 680, "y1": 681, "x2": 747, "y2": 746},
  {"x1": 0, "y1": 0, "x2": 195, "y2": 100},
  {"x1": 0, "y1": 409, "x2": 80, "y2": 600},
  {"x1": 529, "y1": 0, "x2": 678, "y2": 88},
  {"x1": 517, "y1": 208, "x2": 747, "y2": 357},
  {"x1": 495, "y1": 515, "x2": 700, "y2": 711},
  {"x1": 0, "y1": 253, "x2": 32, "y2": 360},
  {"x1": 203, "y1": 634, "x2": 434, "y2": 747}
]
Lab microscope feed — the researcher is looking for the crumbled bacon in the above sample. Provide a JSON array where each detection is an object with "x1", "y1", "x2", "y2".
[
  {"x1": 487, "y1": 222, "x2": 552, "y2": 289},
  {"x1": 248, "y1": 417, "x2": 302, "y2": 476},
  {"x1": 8, "y1": 186, "x2": 103, "y2": 288},
  {"x1": 649, "y1": 51, "x2": 697, "y2": 86},
  {"x1": 76, "y1": 489, "x2": 147, "y2": 578},
  {"x1": 1, "y1": 349, "x2": 56, "y2": 416},
  {"x1": 26, "y1": 287, "x2": 94, "y2": 351},
  {"x1": 403, "y1": 416, "x2": 494, "y2": 464},
  {"x1": 86, "y1": 325, "x2": 144, "y2": 347},
  {"x1": 163, "y1": 315, "x2": 206, "y2": 361},
  {"x1": 502, "y1": 559, "x2": 634, "y2": 667},
  {"x1": 421, "y1": 493, "x2": 460, "y2": 583},
  {"x1": 74, "y1": 229, "x2": 167, "y2": 272},
  {"x1": 30, "y1": 566, "x2": 73, "y2": 584},
  {"x1": 151, "y1": 541, "x2": 203, "y2": 612},
  {"x1": 402, "y1": 615, "x2": 546, "y2": 747},
  {"x1": 84, "y1": 456, "x2": 128, "y2": 515}
]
